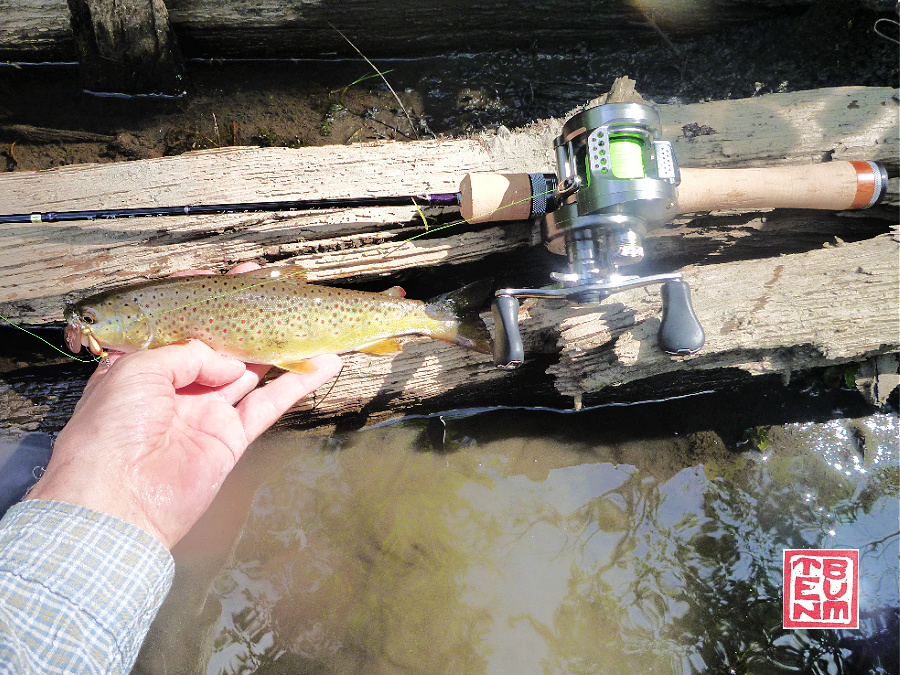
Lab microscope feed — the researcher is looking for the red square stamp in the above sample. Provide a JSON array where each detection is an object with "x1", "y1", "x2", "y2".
[{"x1": 783, "y1": 549, "x2": 859, "y2": 629}]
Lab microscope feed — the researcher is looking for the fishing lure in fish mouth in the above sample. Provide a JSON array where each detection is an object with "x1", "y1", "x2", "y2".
[
  {"x1": 63, "y1": 314, "x2": 108, "y2": 361},
  {"x1": 64, "y1": 269, "x2": 493, "y2": 372}
]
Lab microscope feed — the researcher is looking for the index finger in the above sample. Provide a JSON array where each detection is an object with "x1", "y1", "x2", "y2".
[{"x1": 236, "y1": 354, "x2": 343, "y2": 443}]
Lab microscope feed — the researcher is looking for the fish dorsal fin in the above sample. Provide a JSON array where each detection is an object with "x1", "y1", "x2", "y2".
[
  {"x1": 276, "y1": 359, "x2": 320, "y2": 374},
  {"x1": 358, "y1": 337, "x2": 404, "y2": 356},
  {"x1": 381, "y1": 286, "x2": 406, "y2": 298}
]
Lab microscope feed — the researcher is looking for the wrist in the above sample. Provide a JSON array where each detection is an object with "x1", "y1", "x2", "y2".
[{"x1": 25, "y1": 463, "x2": 168, "y2": 548}]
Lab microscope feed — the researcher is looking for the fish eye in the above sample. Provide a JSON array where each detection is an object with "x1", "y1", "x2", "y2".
[{"x1": 81, "y1": 311, "x2": 96, "y2": 325}]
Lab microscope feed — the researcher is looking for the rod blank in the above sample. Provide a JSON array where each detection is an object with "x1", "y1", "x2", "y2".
[{"x1": 0, "y1": 194, "x2": 461, "y2": 225}]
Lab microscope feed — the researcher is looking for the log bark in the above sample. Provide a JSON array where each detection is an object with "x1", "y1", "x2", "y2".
[
  {"x1": 66, "y1": 0, "x2": 184, "y2": 95},
  {"x1": 0, "y1": 0, "x2": 815, "y2": 59},
  {"x1": 0, "y1": 85, "x2": 896, "y2": 433}
]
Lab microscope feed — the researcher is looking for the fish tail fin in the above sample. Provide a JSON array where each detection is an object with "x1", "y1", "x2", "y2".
[{"x1": 425, "y1": 279, "x2": 493, "y2": 354}]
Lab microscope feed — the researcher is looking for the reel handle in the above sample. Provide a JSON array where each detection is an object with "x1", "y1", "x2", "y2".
[
  {"x1": 491, "y1": 295, "x2": 524, "y2": 369},
  {"x1": 658, "y1": 280, "x2": 705, "y2": 355}
]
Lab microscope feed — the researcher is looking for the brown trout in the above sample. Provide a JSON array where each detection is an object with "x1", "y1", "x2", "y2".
[{"x1": 64, "y1": 269, "x2": 492, "y2": 371}]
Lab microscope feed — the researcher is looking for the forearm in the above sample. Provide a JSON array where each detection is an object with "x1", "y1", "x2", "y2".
[{"x1": 0, "y1": 500, "x2": 174, "y2": 674}]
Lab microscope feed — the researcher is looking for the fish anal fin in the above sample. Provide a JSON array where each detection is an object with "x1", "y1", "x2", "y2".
[
  {"x1": 381, "y1": 286, "x2": 406, "y2": 298},
  {"x1": 358, "y1": 337, "x2": 404, "y2": 356},
  {"x1": 276, "y1": 359, "x2": 320, "y2": 374}
]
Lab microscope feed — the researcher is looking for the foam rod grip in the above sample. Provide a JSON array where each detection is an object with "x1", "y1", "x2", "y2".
[
  {"x1": 677, "y1": 161, "x2": 887, "y2": 214},
  {"x1": 459, "y1": 173, "x2": 549, "y2": 223}
]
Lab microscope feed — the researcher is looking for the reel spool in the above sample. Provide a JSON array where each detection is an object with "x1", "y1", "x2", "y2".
[{"x1": 493, "y1": 101, "x2": 704, "y2": 368}]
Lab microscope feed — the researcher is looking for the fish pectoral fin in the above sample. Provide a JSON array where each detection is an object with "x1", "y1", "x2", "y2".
[
  {"x1": 357, "y1": 337, "x2": 404, "y2": 356},
  {"x1": 275, "y1": 359, "x2": 321, "y2": 374},
  {"x1": 380, "y1": 286, "x2": 406, "y2": 298}
]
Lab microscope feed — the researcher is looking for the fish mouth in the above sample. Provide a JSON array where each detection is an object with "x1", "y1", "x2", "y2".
[{"x1": 63, "y1": 313, "x2": 106, "y2": 357}]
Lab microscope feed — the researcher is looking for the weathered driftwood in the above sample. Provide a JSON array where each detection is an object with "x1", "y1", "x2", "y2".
[
  {"x1": 0, "y1": 85, "x2": 897, "y2": 432},
  {"x1": 283, "y1": 228, "x2": 900, "y2": 426},
  {"x1": 0, "y1": 0, "x2": 815, "y2": 59}
]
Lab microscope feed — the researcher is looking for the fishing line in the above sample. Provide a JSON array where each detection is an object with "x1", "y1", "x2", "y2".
[
  {"x1": 20, "y1": 186, "x2": 555, "y2": 361},
  {"x1": 0, "y1": 312, "x2": 100, "y2": 363},
  {"x1": 82, "y1": 184, "x2": 556, "y2": 323},
  {"x1": 874, "y1": 18, "x2": 899, "y2": 45},
  {"x1": 115, "y1": 267, "x2": 312, "y2": 324},
  {"x1": 382, "y1": 187, "x2": 556, "y2": 257}
]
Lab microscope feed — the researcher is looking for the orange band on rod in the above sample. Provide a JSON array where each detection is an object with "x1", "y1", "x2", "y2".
[{"x1": 848, "y1": 160, "x2": 876, "y2": 209}]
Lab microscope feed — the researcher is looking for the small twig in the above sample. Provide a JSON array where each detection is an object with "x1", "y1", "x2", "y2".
[
  {"x1": 353, "y1": 112, "x2": 415, "y2": 140},
  {"x1": 327, "y1": 21, "x2": 420, "y2": 140},
  {"x1": 635, "y1": 6, "x2": 687, "y2": 80},
  {"x1": 9, "y1": 141, "x2": 17, "y2": 165},
  {"x1": 346, "y1": 126, "x2": 363, "y2": 143},
  {"x1": 0, "y1": 123, "x2": 117, "y2": 144},
  {"x1": 865, "y1": 529, "x2": 900, "y2": 550},
  {"x1": 311, "y1": 364, "x2": 345, "y2": 411}
]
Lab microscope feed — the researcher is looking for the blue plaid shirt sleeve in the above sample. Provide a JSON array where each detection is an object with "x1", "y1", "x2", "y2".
[{"x1": 0, "y1": 499, "x2": 175, "y2": 674}]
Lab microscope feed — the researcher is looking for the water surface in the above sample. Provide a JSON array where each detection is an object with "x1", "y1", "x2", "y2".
[{"x1": 134, "y1": 407, "x2": 899, "y2": 675}]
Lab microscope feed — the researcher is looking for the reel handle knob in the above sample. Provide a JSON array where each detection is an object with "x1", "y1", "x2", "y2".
[
  {"x1": 659, "y1": 280, "x2": 705, "y2": 355},
  {"x1": 491, "y1": 295, "x2": 524, "y2": 368}
]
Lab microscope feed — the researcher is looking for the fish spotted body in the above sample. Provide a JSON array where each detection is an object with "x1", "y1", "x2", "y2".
[{"x1": 64, "y1": 269, "x2": 492, "y2": 371}]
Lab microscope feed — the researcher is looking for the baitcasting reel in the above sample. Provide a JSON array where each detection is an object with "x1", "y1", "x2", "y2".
[{"x1": 491, "y1": 101, "x2": 705, "y2": 368}]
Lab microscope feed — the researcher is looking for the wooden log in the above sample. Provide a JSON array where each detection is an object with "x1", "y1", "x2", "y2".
[
  {"x1": 1, "y1": 229, "x2": 896, "y2": 434},
  {"x1": 0, "y1": 85, "x2": 896, "y2": 433},
  {"x1": 282, "y1": 229, "x2": 900, "y2": 427},
  {"x1": 0, "y1": 0, "x2": 816, "y2": 60},
  {"x1": 0, "y1": 86, "x2": 895, "y2": 325},
  {"x1": 66, "y1": 0, "x2": 185, "y2": 95}
]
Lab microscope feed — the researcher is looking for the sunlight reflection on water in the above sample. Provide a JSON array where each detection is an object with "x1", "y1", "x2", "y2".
[{"x1": 134, "y1": 413, "x2": 899, "y2": 675}]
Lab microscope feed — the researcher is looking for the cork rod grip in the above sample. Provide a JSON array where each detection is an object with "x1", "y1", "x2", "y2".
[
  {"x1": 676, "y1": 161, "x2": 886, "y2": 214},
  {"x1": 459, "y1": 173, "x2": 540, "y2": 223}
]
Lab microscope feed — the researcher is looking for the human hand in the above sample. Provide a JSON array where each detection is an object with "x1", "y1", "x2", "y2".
[{"x1": 27, "y1": 265, "x2": 343, "y2": 549}]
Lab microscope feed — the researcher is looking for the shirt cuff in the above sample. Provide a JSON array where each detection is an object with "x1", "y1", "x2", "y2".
[{"x1": 0, "y1": 499, "x2": 174, "y2": 672}]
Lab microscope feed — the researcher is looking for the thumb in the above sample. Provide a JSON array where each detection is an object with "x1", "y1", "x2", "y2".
[{"x1": 138, "y1": 340, "x2": 248, "y2": 390}]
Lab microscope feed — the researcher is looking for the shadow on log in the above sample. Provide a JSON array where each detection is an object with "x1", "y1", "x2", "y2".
[{"x1": 1, "y1": 0, "x2": 820, "y2": 60}]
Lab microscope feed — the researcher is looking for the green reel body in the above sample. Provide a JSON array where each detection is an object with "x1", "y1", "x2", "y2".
[{"x1": 544, "y1": 102, "x2": 681, "y2": 279}]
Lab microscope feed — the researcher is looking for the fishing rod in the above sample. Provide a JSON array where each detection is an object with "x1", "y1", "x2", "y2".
[
  {"x1": 0, "y1": 193, "x2": 463, "y2": 224},
  {"x1": 1, "y1": 99, "x2": 888, "y2": 367},
  {"x1": 0, "y1": 158, "x2": 882, "y2": 226}
]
